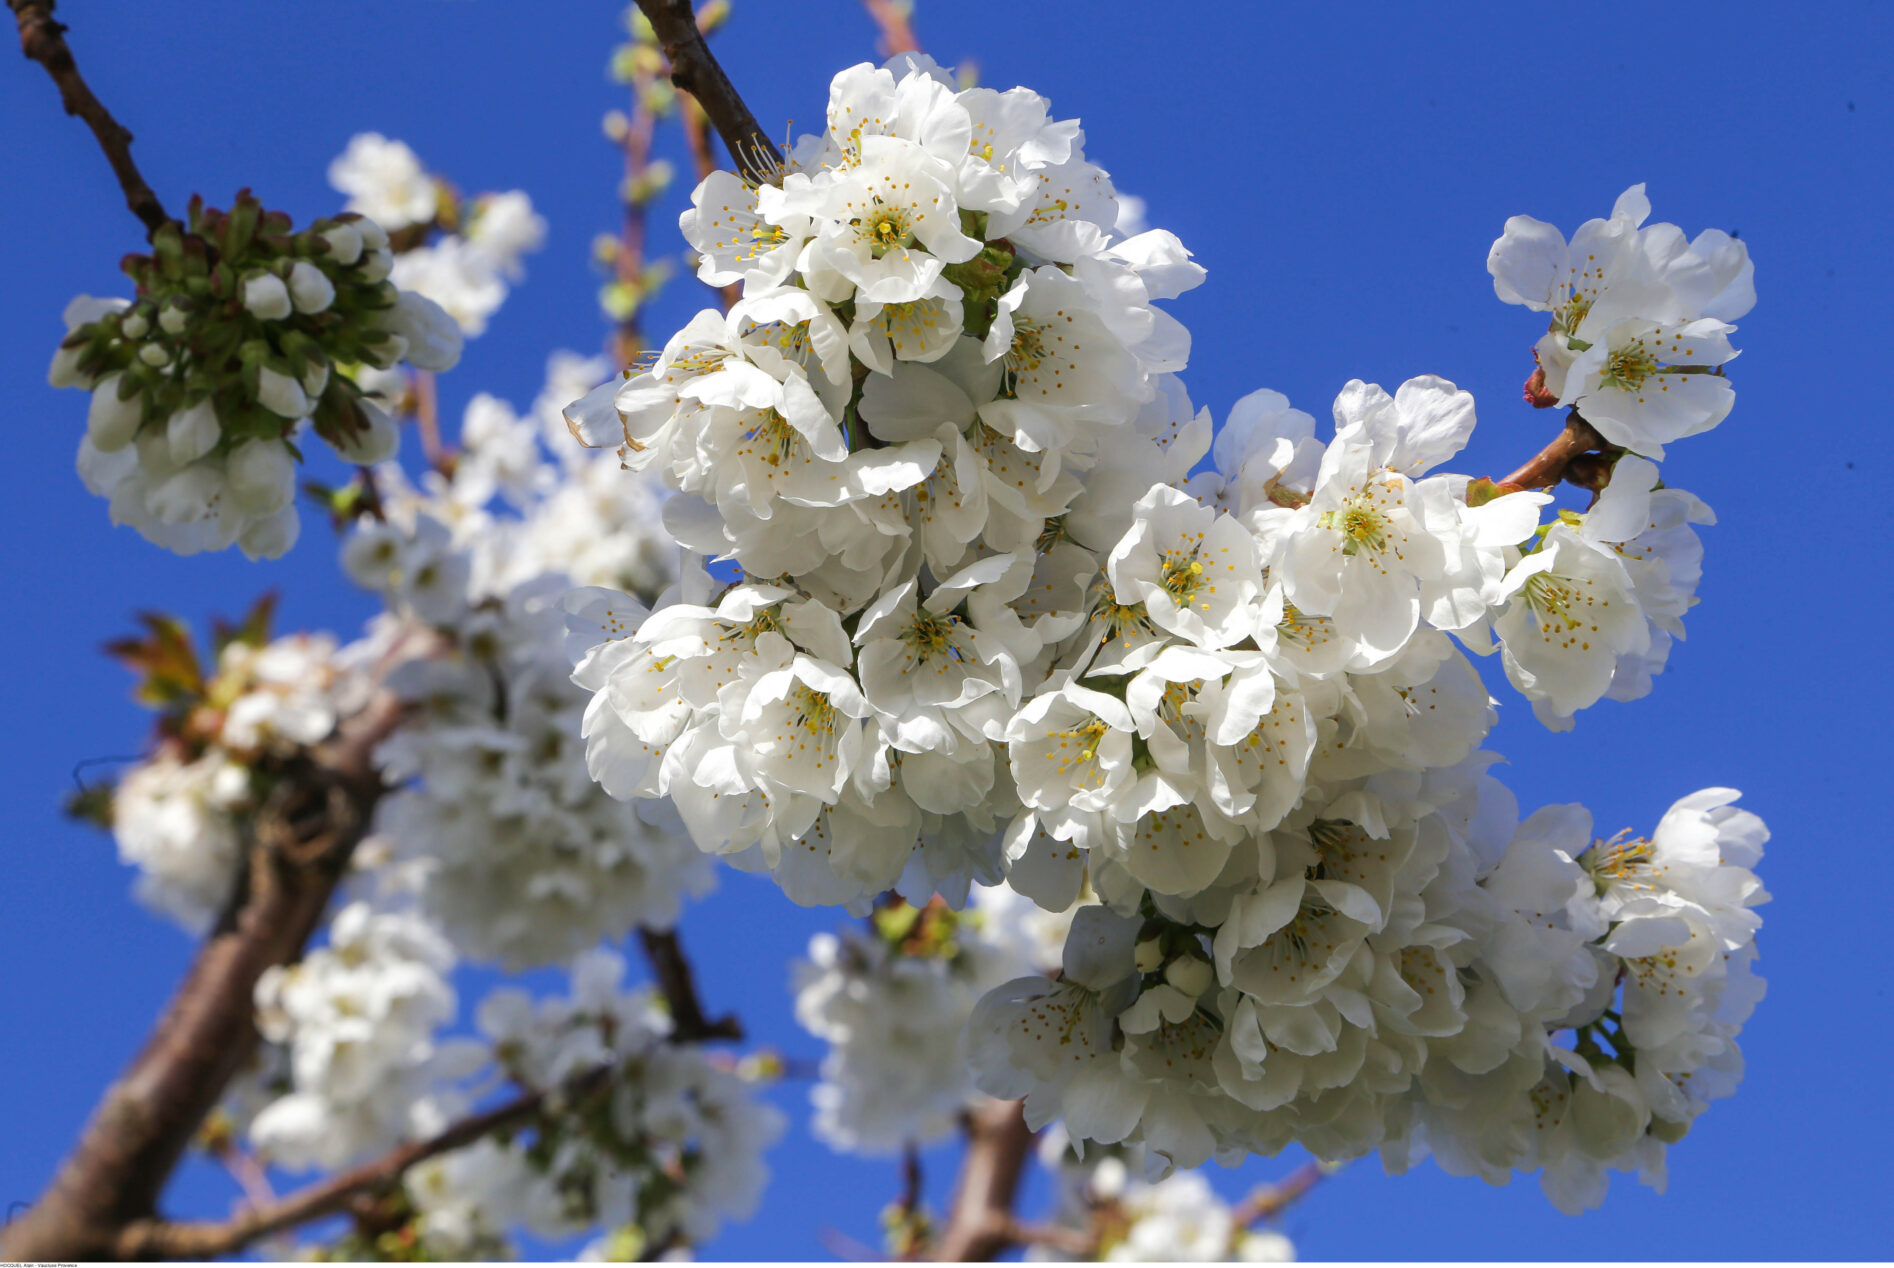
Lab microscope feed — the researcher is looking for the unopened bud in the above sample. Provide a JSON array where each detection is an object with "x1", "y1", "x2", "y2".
[
  {"x1": 330, "y1": 399, "x2": 399, "y2": 466},
  {"x1": 256, "y1": 365, "x2": 311, "y2": 419},
  {"x1": 1523, "y1": 364, "x2": 1559, "y2": 409},
  {"x1": 359, "y1": 246, "x2": 393, "y2": 284},
  {"x1": 288, "y1": 260, "x2": 336, "y2": 314},
  {"x1": 319, "y1": 222, "x2": 364, "y2": 266},
  {"x1": 86, "y1": 373, "x2": 143, "y2": 452},
  {"x1": 242, "y1": 272, "x2": 293, "y2": 321},
  {"x1": 137, "y1": 342, "x2": 171, "y2": 368},
  {"x1": 1163, "y1": 953, "x2": 1214, "y2": 999},
  {"x1": 120, "y1": 311, "x2": 150, "y2": 340},
  {"x1": 1134, "y1": 936, "x2": 1164, "y2": 973},
  {"x1": 158, "y1": 302, "x2": 191, "y2": 335}
]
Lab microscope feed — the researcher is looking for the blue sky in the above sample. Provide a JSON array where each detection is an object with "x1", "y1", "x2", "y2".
[{"x1": 2, "y1": 0, "x2": 1888, "y2": 1259}]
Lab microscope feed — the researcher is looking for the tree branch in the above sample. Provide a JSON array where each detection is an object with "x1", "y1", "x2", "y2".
[
  {"x1": 929, "y1": 1098, "x2": 1035, "y2": 1261},
  {"x1": 114, "y1": 1065, "x2": 614, "y2": 1260},
  {"x1": 638, "y1": 926, "x2": 742, "y2": 1042},
  {"x1": 860, "y1": 0, "x2": 920, "y2": 56},
  {"x1": 7, "y1": 0, "x2": 171, "y2": 237},
  {"x1": 633, "y1": 0, "x2": 782, "y2": 183},
  {"x1": 1496, "y1": 410, "x2": 1609, "y2": 492},
  {"x1": 1230, "y1": 1159, "x2": 1329, "y2": 1225},
  {"x1": 0, "y1": 691, "x2": 404, "y2": 1262}
]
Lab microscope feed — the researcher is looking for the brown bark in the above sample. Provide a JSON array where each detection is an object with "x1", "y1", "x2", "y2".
[
  {"x1": 0, "y1": 693, "x2": 402, "y2": 1261},
  {"x1": 114, "y1": 1065, "x2": 610, "y2": 1259},
  {"x1": 929, "y1": 1098, "x2": 1036, "y2": 1261},
  {"x1": 1496, "y1": 411, "x2": 1609, "y2": 492},
  {"x1": 638, "y1": 926, "x2": 743, "y2": 1042},
  {"x1": 8, "y1": 0, "x2": 172, "y2": 237},
  {"x1": 633, "y1": 0, "x2": 782, "y2": 183}
]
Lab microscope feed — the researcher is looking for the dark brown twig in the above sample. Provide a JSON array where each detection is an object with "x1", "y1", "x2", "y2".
[
  {"x1": 633, "y1": 0, "x2": 781, "y2": 183},
  {"x1": 8, "y1": 0, "x2": 172, "y2": 237},
  {"x1": 638, "y1": 926, "x2": 743, "y2": 1042},
  {"x1": 115, "y1": 1065, "x2": 617, "y2": 1259}
]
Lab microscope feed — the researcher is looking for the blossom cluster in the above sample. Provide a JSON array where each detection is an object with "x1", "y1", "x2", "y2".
[
  {"x1": 110, "y1": 629, "x2": 369, "y2": 931},
  {"x1": 793, "y1": 883, "x2": 1073, "y2": 1155},
  {"x1": 403, "y1": 949, "x2": 784, "y2": 1256},
  {"x1": 248, "y1": 900, "x2": 477, "y2": 1171},
  {"x1": 1489, "y1": 184, "x2": 1754, "y2": 458},
  {"x1": 329, "y1": 132, "x2": 549, "y2": 338},
  {"x1": 565, "y1": 56, "x2": 1768, "y2": 1211},
  {"x1": 53, "y1": 192, "x2": 463, "y2": 559},
  {"x1": 343, "y1": 354, "x2": 710, "y2": 968},
  {"x1": 1033, "y1": 1130, "x2": 1298, "y2": 1263}
]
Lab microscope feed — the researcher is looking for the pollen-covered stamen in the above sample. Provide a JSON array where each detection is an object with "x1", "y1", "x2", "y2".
[
  {"x1": 866, "y1": 297, "x2": 944, "y2": 355},
  {"x1": 665, "y1": 348, "x2": 734, "y2": 383},
  {"x1": 1600, "y1": 339, "x2": 1660, "y2": 393},
  {"x1": 788, "y1": 684, "x2": 839, "y2": 737},
  {"x1": 1521, "y1": 570, "x2": 1608, "y2": 649},
  {"x1": 1277, "y1": 602, "x2": 1337, "y2": 653},
  {"x1": 1158, "y1": 531, "x2": 1213, "y2": 605},
  {"x1": 743, "y1": 221, "x2": 789, "y2": 261},
  {"x1": 1045, "y1": 716, "x2": 1112, "y2": 789},
  {"x1": 1090, "y1": 580, "x2": 1160, "y2": 650},
  {"x1": 898, "y1": 611, "x2": 972, "y2": 670},
  {"x1": 1584, "y1": 829, "x2": 1666, "y2": 895},
  {"x1": 852, "y1": 197, "x2": 915, "y2": 257},
  {"x1": 999, "y1": 321, "x2": 1048, "y2": 396},
  {"x1": 738, "y1": 409, "x2": 804, "y2": 468}
]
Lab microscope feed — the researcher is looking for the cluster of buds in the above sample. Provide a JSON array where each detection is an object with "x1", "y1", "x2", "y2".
[{"x1": 52, "y1": 190, "x2": 462, "y2": 558}]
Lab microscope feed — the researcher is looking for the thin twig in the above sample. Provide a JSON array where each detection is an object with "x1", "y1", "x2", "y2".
[
  {"x1": 8, "y1": 0, "x2": 171, "y2": 237},
  {"x1": 638, "y1": 927, "x2": 743, "y2": 1042},
  {"x1": 633, "y1": 0, "x2": 782, "y2": 183},
  {"x1": 860, "y1": 0, "x2": 920, "y2": 55},
  {"x1": 411, "y1": 369, "x2": 453, "y2": 476},
  {"x1": 1001, "y1": 1218, "x2": 1096, "y2": 1255},
  {"x1": 116, "y1": 1066, "x2": 614, "y2": 1259},
  {"x1": 1230, "y1": 1159, "x2": 1330, "y2": 1225}
]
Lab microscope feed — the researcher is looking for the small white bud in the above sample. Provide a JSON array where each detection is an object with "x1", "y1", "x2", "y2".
[
  {"x1": 362, "y1": 333, "x2": 408, "y2": 370},
  {"x1": 355, "y1": 218, "x2": 390, "y2": 251},
  {"x1": 329, "y1": 399, "x2": 399, "y2": 465},
  {"x1": 1134, "y1": 936, "x2": 1164, "y2": 973},
  {"x1": 86, "y1": 373, "x2": 143, "y2": 452},
  {"x1": 385, "y1": 290, "x2": 463, "y2": 371},
  {"x1": 1163, "y1": 953, "x2": 1214, "y2": 999},
  {"x1": 49, "y1": 342, "x2": 87, "y2": 388},
  {"x1": 288, "y1": 260, "x2": 337, "y2": 314},
  {"x1": 158, "y1": 304, "x2": 190, "y2": 335},
  {"x1": 242, "y1": 273, "x2": 293, "y2": 321},
  {"x1": 256, "y1": 366, "x2": 311, "y2": 419},
  {"x1": 166, "y1": 398, "x2": 222, "y2": 466},
  {"x1": 120, "y1": 311, "x2": 150, "y2": 339},
  {"x1": 358, "y1": 246, "x2": 393, "y2": 283},
  {"x1": 301, "y1": 360, "x2": 330, "y2": 400},
  {"x1": 226, "y1": 438, "x2": 296, "y2": 516},
  {"x1": 319, "y1": 222, "x2": 364, "y2": 266},
  {"x1": 137, "y1": 342, "x2": 171, "y2": 367}
]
